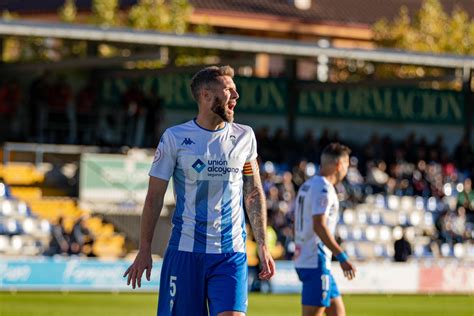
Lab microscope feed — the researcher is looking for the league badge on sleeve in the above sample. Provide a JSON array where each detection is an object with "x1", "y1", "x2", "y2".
[
  {"x1": 153, "y1": 148, "x2": 162, "y2": 163},
  {"x1": 317, "y1": 196, "x2": 328, "y2": 208}
]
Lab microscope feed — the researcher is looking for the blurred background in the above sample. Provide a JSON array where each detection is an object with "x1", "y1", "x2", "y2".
[{"x1": 0, "y1": 0, "x2": 473, "y2": 315}]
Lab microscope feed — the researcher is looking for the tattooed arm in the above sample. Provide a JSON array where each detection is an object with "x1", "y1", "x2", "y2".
[{"x1": 243, "y1": 159, "x2": 275, "y2": 280}]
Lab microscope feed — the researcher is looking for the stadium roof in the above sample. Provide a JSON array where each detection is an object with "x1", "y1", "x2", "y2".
[
  {"x1": 190, "y1": 0, "x2": 474, "y2": 25},
  {"x1": 0, "y1": 19, "x2": 473, "y2": 70},
  {"x1": 2, "y1": 0, "x2": 474, "y2": 26}
]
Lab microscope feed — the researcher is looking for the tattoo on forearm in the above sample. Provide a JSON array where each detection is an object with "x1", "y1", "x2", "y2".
[{"x1": 243, "y1": 160, "x2": 267, "y2": 245}]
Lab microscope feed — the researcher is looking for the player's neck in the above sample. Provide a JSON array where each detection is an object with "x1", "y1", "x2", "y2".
[
  {"x1": 195, "y1": 113, "x2": 226, "y2": 130},
  {"x1": 319, "y1": 170, "x2": 337, "y2": 185}
]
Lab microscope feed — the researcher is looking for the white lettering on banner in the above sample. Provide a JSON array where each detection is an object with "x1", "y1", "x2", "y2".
[
  {"x1": 2, "y1": 259, "x2": 472, "y2": 293},
  {"x1": 63, "y1": 261, "x2": 159, "y2": 285},
  {"x1": 1, "y1": 264, "x2": 31, "y2": 282},
  {"x1": 442, "y1": 266, "x2": 474, "y2": 292}
]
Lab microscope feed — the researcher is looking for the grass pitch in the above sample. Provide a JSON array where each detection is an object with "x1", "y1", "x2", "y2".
[{"x1": 1, "y1": 292, "x2": 473, "y2": 316}]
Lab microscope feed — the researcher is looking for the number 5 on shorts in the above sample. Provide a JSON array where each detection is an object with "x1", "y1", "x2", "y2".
[
  {"x1": 169, "y1": 276, "x2": 177, "y2": 312},
  {"x1": 170, "y1": 276, "x2": 177, "y2": 297}
]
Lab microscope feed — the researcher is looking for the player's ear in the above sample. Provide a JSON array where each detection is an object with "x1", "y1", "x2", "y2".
[{"x1": 201, "y1": 86, "x2": 212, "y2": 102}]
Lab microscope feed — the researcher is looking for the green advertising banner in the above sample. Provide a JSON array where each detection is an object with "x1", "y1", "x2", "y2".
[
  {"x1": 101, "y1": 74, "x2": 287, "y2": 114},
  {"x1": 297, "y1": 87, "x2": 464, "y2": 124},
  {"x1": 79, "y1": 153, "x2": 153, "y2": 206},
  {"x1": 100, "y1": 72, "x2": 464, "y2": 125},
  {"x1": 79, "y1": 153, "x2": 175, "y2": 213}
]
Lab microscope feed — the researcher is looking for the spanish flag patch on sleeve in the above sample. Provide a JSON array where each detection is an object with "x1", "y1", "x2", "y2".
[{"x1": 243, "y1": 162, "x2": 254, "y2": 176}]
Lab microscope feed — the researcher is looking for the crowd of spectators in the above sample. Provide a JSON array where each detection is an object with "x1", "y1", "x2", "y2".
[
  {"x1": 0, "y1": 73, "x2": 163, "y2": 147},
  {"x1": 254, "y1": 127, "x2": 474, "y2": 261},
  {"x1": 43, "y1": 216, "x2": 95, "y2": 257}
]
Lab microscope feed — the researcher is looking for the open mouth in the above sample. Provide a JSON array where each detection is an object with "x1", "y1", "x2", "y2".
[{"x1": 227, "y1": 101, "x2": 237, "y2": 111}]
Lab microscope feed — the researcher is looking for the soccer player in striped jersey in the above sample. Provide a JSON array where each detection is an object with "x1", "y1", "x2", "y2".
[
  {"x1": 124, "y1": 65, "x2": 275, "y2": 316},
  {"x1": 294, "y1": 143, "x2": 356, "y2": 316}
]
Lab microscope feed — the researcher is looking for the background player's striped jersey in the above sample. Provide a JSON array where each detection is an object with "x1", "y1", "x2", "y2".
[
  {"x1": 294, "y1": 176, "x2": 339, "y2": 269},
  {"x1": 149, "y1": 119, "x2": 257, "y2": 254}
]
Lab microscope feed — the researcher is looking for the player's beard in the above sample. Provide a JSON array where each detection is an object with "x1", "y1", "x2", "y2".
[{"x1": 211, "y1": 96, "x2": 234, "y2": 123}]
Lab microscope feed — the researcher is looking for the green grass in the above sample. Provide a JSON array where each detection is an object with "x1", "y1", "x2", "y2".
[{"x1": 0, "y1": 292, "x2": 473, "y2": 316}]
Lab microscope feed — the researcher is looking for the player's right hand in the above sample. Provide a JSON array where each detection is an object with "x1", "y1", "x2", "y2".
[
  {"x1": 123, "y1": 250, "x2": 153, "y2": 289},
  {"x1": 340, "y1": 261, "x2": 356, "y2": 280}
]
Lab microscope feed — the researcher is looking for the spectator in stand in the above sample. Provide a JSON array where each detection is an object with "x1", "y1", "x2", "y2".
[
  {"x1": 272, "y1": 128, "x2": 290, "y2": 165},
  {"x1": 292, "y1": 160, "x2": 309, "y2": 191},
  {"x1": 47, "y1": 75, "x2": 76, "y2": 143},
  {"x1": 381, "y1": 135, "x2": 396, "y2": 167},
  {"x1": 144, "y1": 94, "x2": 164, "y2": 147},
  {"x1": 69, "y1": 217, "x2": 93, "y2": 256},
  {"x1": 366, "y1": 160, "x2": 389, "y2": 193},
  {"x1": 44, "y1": 217, "x2": 69, "y2": 256},
  {"x1": 452, "y1": 207, "x2": 467, "y2": 243},
  {"x1": 412, "y1": 160, "x2": 430, "y2": 197},
  {"x1": 454, "y1": 135, "x2": 474, "y2": 175},
  {"x1": 318, "y1": 128, "x2": 331, "y2": 152},
  {"x1": 255, "y1": 126, "x2": 274, "y2": 162},
  {"x1": 29, "y1": 71, "x2": 51, "y2": 142},
  {"x1": 122, "y1": 81, "x2": 147, "y2": 147},
  {"x1": 278, "y1": 171, "x2": 296, "y2": 203},
  {"x1": 300, "y1": 130, "x2": 318, "y2": 162},
  {"x1": 402, "y1": 132, "x2": 417, "y2": 163},
  {"x1": 0, "y1": 80, "x2": 22, "y2": 142},
  {"x1": 394, "y1": 229, "x2": 412, "y2": 262},
  {"x1": 266, "y1": 186, "x2": 281, "y2": 215},
  {"x1": 76, "y1": 79, "x2": 98, "y2": 144},
  {"x1": 458, "y1": 178, "x2": 474, "y2": 223}
]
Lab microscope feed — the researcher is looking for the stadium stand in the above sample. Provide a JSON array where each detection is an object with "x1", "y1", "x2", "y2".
[
  {"x1": 1, "y1": 124, "x2": 473, "y2": 263},
  {"x1": 0, "y1": 163, "x2": 126, "y2": 258},
  {"x1": 257, "y1": 128, "x2": 474, "y2": 262}
]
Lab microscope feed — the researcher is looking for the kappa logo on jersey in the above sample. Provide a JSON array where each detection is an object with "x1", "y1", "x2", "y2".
[
  {"x1": 192, "y1": 159, "x2": 206, "y2": 173},
  {"x1": 181, "y1": 138, "x2": 195, "y2": 145}
]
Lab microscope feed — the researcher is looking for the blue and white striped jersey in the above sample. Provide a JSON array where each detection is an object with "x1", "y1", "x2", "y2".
[
  {"x1": 149, "y1": 119, "x2": 257, "y2": 254},
  {"x1": 294, "y1": 176, "x2": 340, "y2": 269}
]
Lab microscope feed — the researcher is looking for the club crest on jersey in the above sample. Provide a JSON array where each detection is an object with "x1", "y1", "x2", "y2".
[
  {"x1": 229, "y1": 135, "x2": 237, "y2": 145},
  {"x1": 192, "y1": 159, "x2": 206, "y2": 173},
  {"x1": 181, "y1": 138, "x2": 195, "y2": 145}
]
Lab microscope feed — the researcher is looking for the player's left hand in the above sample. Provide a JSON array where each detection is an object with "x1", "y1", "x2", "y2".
[
  {"x1": 257, "y1": 244, "x2": 275, "y2": 280},
  {"x1": 340, "y1": 260, "x2": 356, "y2": 280}
]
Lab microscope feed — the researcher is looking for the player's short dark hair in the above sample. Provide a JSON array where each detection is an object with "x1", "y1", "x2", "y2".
[
  {"x1": 190, "y1": 65, "x2": 235, "y2": 102},
  {"x1": 321, "y1": 142, "x2": 351, "y2": 163}
]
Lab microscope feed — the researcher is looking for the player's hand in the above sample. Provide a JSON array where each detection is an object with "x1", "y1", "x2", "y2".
[
  {"x1": 257, "y1": 244, "x2": 276, "y2": 280},
  {"x1": 123, "y1": 249, "x2": 153, "y2": 289},
  {"x1": 340, "y1": 260, "x2": 356, "y2": 280}
]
